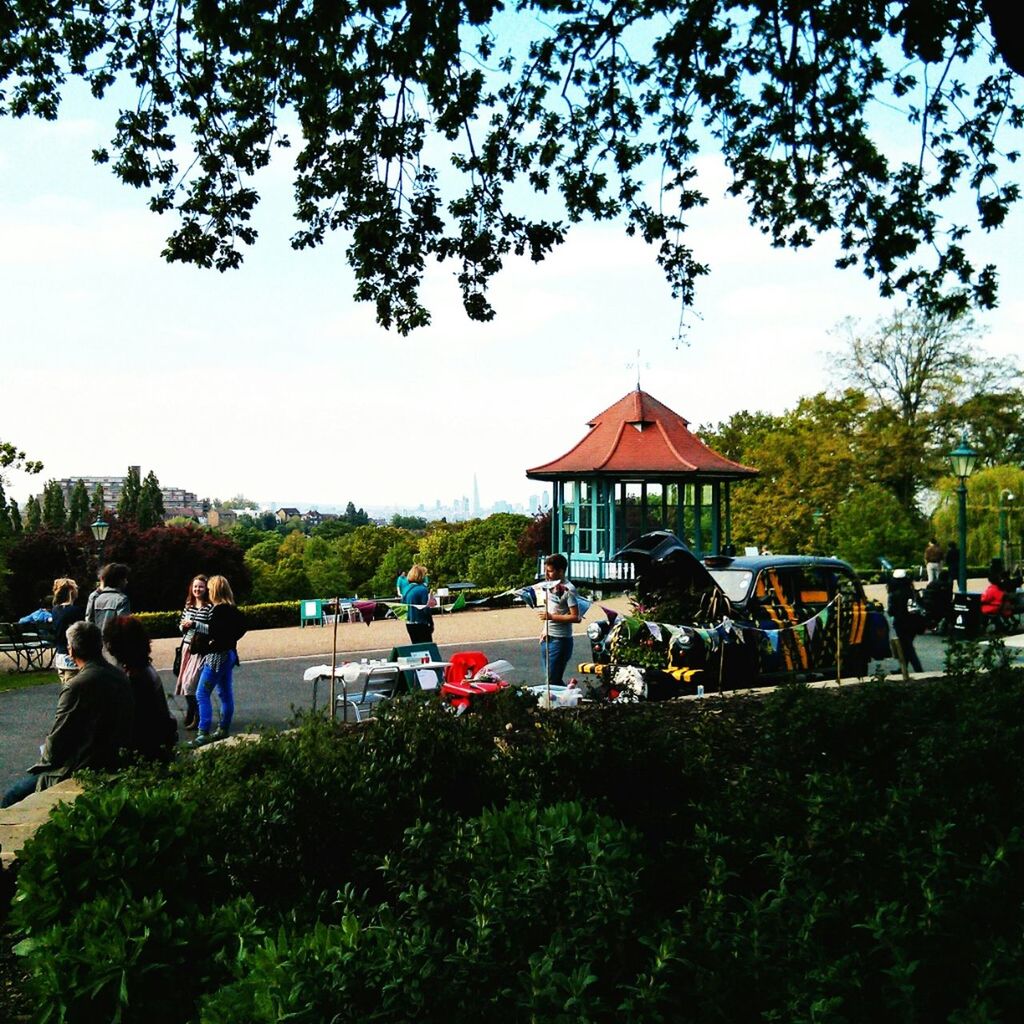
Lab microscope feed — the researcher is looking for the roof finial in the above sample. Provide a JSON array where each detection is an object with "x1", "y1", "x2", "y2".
[{"x1": 626, "y1": 348, "x2": 649, "y2": 391}]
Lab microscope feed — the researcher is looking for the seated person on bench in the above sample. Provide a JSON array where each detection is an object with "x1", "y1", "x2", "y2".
[{"x1": 1, "y1": 621, "x2": 133, "y2": 808}]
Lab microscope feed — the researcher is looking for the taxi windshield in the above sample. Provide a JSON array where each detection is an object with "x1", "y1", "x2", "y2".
[{"x1": 705, "y1": 568, "x2": 753, "y2": 603}]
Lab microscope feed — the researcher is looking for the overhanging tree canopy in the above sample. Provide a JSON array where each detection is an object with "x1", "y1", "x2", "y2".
[{"x1": 1, "y1": 0, "x2": 1020, "y2": 332}]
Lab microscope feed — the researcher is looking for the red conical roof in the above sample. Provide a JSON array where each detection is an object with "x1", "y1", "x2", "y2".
[{"x1": 526, "y1": 389, "x2": 758, "y2": 479}]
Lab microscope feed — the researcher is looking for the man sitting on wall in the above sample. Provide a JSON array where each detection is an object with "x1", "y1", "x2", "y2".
[{"x1": 1, "y1": 621, "x2": 134, "y2": 807}]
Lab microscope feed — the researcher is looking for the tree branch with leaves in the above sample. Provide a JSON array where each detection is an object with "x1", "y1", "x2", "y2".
[{"x1": 1, "y1": 0, "x2": 1020, "y2": 332}]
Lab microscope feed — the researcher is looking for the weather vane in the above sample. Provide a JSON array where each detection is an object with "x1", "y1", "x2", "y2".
[{"x1": 626, "y1": 348, "x2": 650, "y2": 390}]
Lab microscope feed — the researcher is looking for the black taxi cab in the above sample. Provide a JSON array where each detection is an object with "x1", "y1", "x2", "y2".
[{"x1": 581, "y1": 532, "x2": 889, "y2": 699}]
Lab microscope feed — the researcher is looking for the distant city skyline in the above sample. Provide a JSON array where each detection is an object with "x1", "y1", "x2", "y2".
[{"x1": 21, "y1": 461, "x2": 550, "y2": 525}]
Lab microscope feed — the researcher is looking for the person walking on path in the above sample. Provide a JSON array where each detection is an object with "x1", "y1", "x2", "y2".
[
  {"x1": 175, "y1": 575, "x2": 213, "y2": 730},
  {"x1": 190, "y1": 575, "x2": 247, "y2": 747},
  {"x1": 537, "y1": 553, "x2": 580, "y2": 686},
  {"x1": 887, "y1": 570, "x2": 924, "y2": 673},
  {"x1": 1, "y1": 621, "x2": 133, "y2": 807},
  {"x1": 85, "y1": 563, "x2": 131, "y2": 633},
  {"x1": 403, "y1": 565, "x2": 434, "y2": 644},
  {"x1": 924, "y1": 539, "x2": 943, "y2": 583}
]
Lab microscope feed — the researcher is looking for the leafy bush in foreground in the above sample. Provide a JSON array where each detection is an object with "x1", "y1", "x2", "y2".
[
  {"x1": 202, "y1": 802, "x2": 645, "y2": 1023},
  {"x1": 11, "y1": 789, "x2": 263, "y2": 1024},
  {"x1": 12, "y1": 650, "x2": 1024, "y2": 1022}
]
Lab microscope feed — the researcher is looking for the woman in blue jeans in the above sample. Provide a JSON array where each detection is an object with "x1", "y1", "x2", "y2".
[
  {"x1": 189, "y1": 575, "x2": 247, "y2": 747},
  {"x1": 537, "y1": 553, "x2": 580, "y2": 685}
]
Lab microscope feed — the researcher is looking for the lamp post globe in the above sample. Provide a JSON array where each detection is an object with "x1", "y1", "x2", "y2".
[
  {"x1": 90, "y1": 516, "x2": 110, "y2": 565},
  {"x1": 562, "y1": 517, "x2": 577, "y2": 567},
  {"x1": 1001, "y1": 490, "x2": 1017, "y2": 567}
]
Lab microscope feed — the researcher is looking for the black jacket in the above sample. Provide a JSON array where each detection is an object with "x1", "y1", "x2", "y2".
[{"x1": 207, "y1": 604, "x2": 247, "y2": 653}]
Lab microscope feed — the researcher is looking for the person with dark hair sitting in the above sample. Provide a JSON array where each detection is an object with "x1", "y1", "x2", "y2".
[
  {"x1": 103, "y1": 616, "x2": 177, "y2": 762},
  {"x1": 18, "y1": 596, "x2": 53, "y2": 624},
  {"x1": 1, "y1": 621, "x2": 133, "y2": 807}
]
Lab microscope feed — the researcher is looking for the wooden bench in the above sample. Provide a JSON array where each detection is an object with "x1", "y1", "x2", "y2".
[{"x1": 0, "y1": 621, "x2": 56, "y2": 672}]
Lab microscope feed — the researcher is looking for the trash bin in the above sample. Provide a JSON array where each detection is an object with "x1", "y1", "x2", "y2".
[{"x1": 950, "y1": 592, "x2": 981, "y2": 639}]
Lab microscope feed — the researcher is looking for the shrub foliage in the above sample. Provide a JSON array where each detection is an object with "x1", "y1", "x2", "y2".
[{"x1": 11, "y1": 652, "x2": 1024, "y2": 1022}]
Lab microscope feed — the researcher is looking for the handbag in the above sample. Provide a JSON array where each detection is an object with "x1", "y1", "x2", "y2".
[
  {"x1": 190, "y1": 632, "x2": 211, "y2": 656},
  {"x1": 172, "y1": 644, "x2": 183, "y2": 675}
]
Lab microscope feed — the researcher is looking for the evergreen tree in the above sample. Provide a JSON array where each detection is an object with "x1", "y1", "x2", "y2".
[
  {"x1": 117, "y1": 467, "x2": 141, "y2": 521},
  {"x1": 137, "y1": 471, "x2": 166, "y2": 530},
  {"x1": 0, "y1": 480, "x2": 11, "y2": 535},
  {"x1": 343, "y1": 501, "x2": 369, "y2": 526},
  {"x1": 68, "y1": 479, "x2": 90, "y2": 531},
  {"x1": 90, "y1": 484, "x2": 106, "y2": 521},
  {"x1": 25, "y1": 495, "x2": 41, "y2": 532},
  {"x1": 9, "y1": 498, "x2": 22, "y2": 534},
  {"x1": 41, "y1": 480, "x2": 67, "y2": 530}
]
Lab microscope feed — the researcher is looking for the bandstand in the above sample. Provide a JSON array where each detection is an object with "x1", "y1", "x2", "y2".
[{"x1": 526, "y1": 388, "x2": 758, "y2": 584}]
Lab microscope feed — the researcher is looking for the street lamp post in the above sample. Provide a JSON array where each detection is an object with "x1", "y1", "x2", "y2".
[
  {"x1": 948, "y1": 433, "x2": 978, "y2": 594},
  {"x1": 1001, "y1": 490, "x2": 1017, "y2": 567},
  {"x1": 90, "y1": 516, "x2": 110, "y2": 567},
  {"x1": 563, "y1": 517, "x2": 577, "y2": 571}
]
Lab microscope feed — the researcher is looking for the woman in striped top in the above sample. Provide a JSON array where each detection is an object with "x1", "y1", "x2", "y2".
[
  {"x1": 189, "y1": 575, "x2": 247, "y2": 746},
  {"x1": 175, "y1": 575, "x2": 213, "y2": 729}
]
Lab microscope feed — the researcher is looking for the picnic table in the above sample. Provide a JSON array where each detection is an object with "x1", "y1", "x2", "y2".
[{"x1": 303, "y1": 659, "x2": 451, "y2": 717}]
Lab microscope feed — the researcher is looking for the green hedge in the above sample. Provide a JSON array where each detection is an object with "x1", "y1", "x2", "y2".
[
  {"x1": 135, "y1": 592, "x2": 524, "y2": 639},
  {"x1": 136, "y1": 602, "x2": 299, "y2": 639},
  {"x1": 12, "y1": 646, "x2": 1024, "y2": 1023}
]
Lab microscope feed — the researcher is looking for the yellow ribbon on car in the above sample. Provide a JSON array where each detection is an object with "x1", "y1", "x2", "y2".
[{"x1": 665, "y1": 666, "x2": 703, "y2": 683}]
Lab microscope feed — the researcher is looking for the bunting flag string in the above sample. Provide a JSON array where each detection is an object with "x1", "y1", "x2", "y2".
[
  {"x1": 320, "y1": 576, "x2": 600, "y2": 628},
  {"x1": 623, "y1": 594, "x2": 843, "y2": 648},
  {"x1": 732, "y1": 594, "x2": 841, "y2": 640},
  {"x1": 662, "y1": 622, "x2": 686, "y2": 644},
  {"x1": 353, "y1": 600, "x2": 379, "y2": 626}
]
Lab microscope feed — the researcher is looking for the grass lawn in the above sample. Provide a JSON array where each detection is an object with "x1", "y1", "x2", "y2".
[{"x1": 0, "y1": 670, "x2": 58, "y2": 693}]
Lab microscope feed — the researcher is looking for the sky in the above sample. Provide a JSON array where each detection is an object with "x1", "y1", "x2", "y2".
[{"x1": 2, "y1": 73, "x2": 1022, "y2": 514}]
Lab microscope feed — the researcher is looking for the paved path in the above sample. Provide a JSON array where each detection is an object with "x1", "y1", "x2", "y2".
[
  {"x1": 0, "y1": 603, "x2": 629, "y2": 793},
  {"x1": 1, "y1": 586, "x2": 1013, "y2": 794}
]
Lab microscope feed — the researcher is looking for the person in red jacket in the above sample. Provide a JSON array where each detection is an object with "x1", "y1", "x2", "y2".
[{"x1": 980, "y1": 576, "x2": 1011, "y2": 626}]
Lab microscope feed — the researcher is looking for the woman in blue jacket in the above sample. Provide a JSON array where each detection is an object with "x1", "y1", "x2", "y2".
[{"x1": 404, "y1": 564, "x2": 433, "y2": 644}]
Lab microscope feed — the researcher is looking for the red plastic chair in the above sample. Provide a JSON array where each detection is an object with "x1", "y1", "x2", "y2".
[{"x1": 445, "y1": 650, "x2": 489, "y2": 683}]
